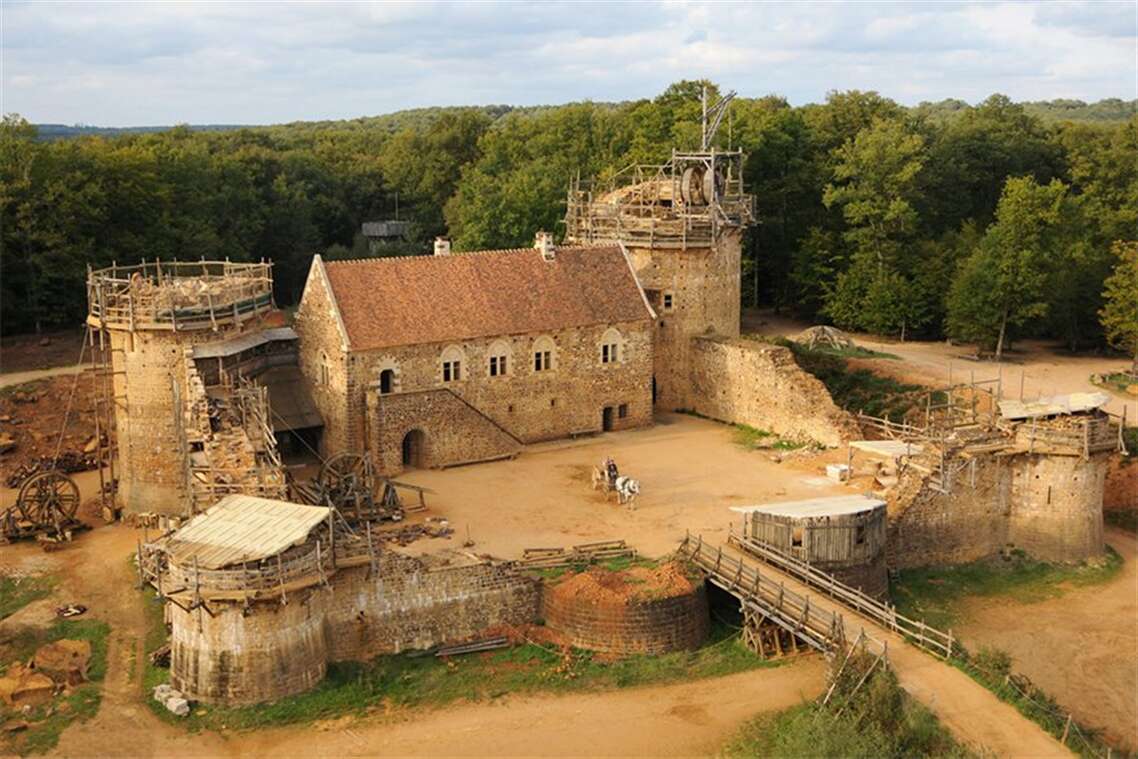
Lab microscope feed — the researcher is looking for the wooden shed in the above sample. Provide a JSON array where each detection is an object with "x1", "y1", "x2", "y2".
[{"x1": 734, "y1": 495, "x2": 888, "y2": 599}]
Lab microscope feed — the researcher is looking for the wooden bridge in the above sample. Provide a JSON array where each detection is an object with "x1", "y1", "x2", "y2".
[{"x1": 677, "y1": 530, "x2": 1072, "y2": 758}]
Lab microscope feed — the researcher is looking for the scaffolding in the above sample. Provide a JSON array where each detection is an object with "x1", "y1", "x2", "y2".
[{"x1": 564, "y1": 149, "x2": 755, "y2": 249}]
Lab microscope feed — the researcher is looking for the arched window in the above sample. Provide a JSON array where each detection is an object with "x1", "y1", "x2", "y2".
[
  {"x1": 379, "y1": 369, "x2": 395, "y2": 394},
  {"x1": 440, "y1": 345, "x2": 465, "y2": 383},
  {"x1": 319, "y1": 352, "x2": 330, "y2": 385},
  {"x1": 600, "y1": 327, "x2": 624, "y2": 365},
  {"x1": 532, "y1": 335, "x2": 555, "y2": 373},
  {"x1": 374, "y1": 358, "x2": 400, "y2": 394},
  {"x1": 487, "y1": 339, "x2": 511, "y2": 378}
]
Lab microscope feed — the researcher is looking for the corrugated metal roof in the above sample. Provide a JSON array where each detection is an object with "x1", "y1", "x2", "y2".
[
  {"x1": 998, "y1": 392, "x2": 1109, "y2": 421},
  {"x1": 850, "y1": 440, "x2": 923, "y2": 459},
  {"x1": 192, "y1": 327, "x2": 298, "y2": 359},
  {"x1": 730, "y1": 495, "x2": 885, "y2": 519},
  {"x1": 165, "y1": 495, "x2": 329, "y2": 569}
]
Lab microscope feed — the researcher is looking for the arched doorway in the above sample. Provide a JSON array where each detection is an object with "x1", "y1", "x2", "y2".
[
  {"x1": 401, "y1": 429, "x2": 426, "y2": 468},
  {"x1": 379, "y1": 369, "x2": 395, "y2": 394}
]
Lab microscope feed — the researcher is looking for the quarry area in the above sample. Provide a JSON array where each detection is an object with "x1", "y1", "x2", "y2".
[{"x1": 1, "y1": 131, "x2": 1135, "y2": 759}]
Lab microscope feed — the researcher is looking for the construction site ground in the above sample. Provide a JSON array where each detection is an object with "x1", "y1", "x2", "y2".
[{"x1": 2, "y1": 330, "x2": 1136, "y2": 757}]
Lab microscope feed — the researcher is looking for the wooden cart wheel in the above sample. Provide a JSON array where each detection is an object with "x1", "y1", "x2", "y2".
[
  {"x1": 319, "y1": 453, "x2": 375, "y2": 494},
  {"x1": 16, "y1": 470, "x2": 80, "y2": 524}
]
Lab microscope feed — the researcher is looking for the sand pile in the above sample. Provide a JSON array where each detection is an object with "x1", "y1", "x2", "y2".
[{"x1": 552, "y1": 562, "x2": 695, "y2": 605}]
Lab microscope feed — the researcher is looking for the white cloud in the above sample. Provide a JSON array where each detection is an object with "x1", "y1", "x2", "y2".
[{"x1": 0, "y1": 0, "x2": 1133, "y2": 126}]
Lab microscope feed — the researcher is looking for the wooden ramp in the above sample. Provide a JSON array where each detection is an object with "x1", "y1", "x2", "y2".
[{"x1": 678, "y1": 532, "x2": 1071, "y2": 758}]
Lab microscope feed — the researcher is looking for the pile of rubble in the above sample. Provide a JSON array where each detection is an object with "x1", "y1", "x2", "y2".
[
  {"x1": 151, "y1": 683, "x2": 190, "y2": 717},
  {"x1": 0, "y1": 639, "x2": 92, "y2": 731},
  {"x1": 0, "y1": 376, "x2": 100, "y2": 486}
]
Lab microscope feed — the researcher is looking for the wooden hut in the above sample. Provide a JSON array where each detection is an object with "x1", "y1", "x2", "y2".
[{"x1": 736, "y1": 495, "x2": 888, "y2": 599}]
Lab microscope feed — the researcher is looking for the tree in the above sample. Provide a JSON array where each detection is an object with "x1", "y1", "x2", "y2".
[
  {"x1": 820, "y1": 118, "x2": 927, "y2": 336},
  {"x1": 1099, "y1": 241, "x2": 1138, "y2": 372},
  {"x1": 946, "y1": 176, "x2": 1069, "y2": 359}
]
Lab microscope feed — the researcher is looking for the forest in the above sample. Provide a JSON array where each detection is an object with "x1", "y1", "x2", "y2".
[{"x1": 1, "y1": 82, "x2": 1135, "y2": 363}]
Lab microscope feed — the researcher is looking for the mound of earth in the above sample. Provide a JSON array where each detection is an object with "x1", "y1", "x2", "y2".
[{"x1": 551, "y1": 562, "x2": 696, "y2": 605}]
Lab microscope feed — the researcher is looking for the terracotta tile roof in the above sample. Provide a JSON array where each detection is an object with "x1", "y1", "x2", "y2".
[{"x1": 321, "y1": 245, "x2": 652, "y2": 351}]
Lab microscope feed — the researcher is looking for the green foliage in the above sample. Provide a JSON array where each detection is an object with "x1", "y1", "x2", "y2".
[
  {"x1": 145, "y1": 620, "x2": 775, "y2": 732},
  {"x1": 1105, "y1": 510, "x2": 1138, "y2": 533},
  {"x1": 3, "y1": 86, "x2": 1135, "y2": 351},
  {"x1": 0, "y1": 574, "x2": 56, "y2": 621},
  {"x1": 723, "y1": 666, "x2": 973, "y2": 759},
  {"x1": 946, "y1": 176, "x2": 1072, "y2": 357},
  {"x1": 891, "y1": 547, "x2": 1123, "y2": 628},
  {"x1": 1099, "y1": 241, "x2": 1138, "y2": 370},
  {"x1": 786, "y1": 342, "x2": 922, "y2": 421}
]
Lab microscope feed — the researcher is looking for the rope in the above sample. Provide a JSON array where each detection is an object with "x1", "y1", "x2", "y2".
[
  {"x1": 266, "y1": 402, "x2": 327, "y2": 466},
  {"x1": 51, "y1": 334, "x2": 90, "y2": 462}
]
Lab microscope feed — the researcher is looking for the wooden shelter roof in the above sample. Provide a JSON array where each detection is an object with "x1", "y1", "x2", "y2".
[
  {"x1": 165, "y1": 495, "x2": 329, "y2": 570},
  {"x1": 731, "y1": 495, "x2": 886, "y2": 519}
]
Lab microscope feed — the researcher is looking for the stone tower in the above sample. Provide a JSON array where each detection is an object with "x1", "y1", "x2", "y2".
[
  {"x1": 86, "y1": 260, "x2": 277, "y2": 514},
  {"x1": 564, "y1": 147, "x2": 754, "y2": 410}
]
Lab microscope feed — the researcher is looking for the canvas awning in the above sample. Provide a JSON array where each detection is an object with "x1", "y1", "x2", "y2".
[
  {"x1": 165, "y1": 495, "x2": 330, "y2": 569},
  {"x1": 191, "y1": 327, "x2": 298, "y2": 359},
  {"x1": 998, "y1": 392, "x2": 1109, "y2": 421}
]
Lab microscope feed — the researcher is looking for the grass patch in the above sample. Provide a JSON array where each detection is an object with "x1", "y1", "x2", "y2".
[
  {"x1": 526, "y1": 554, "x2": 660, "y2": 581},
  {"x1": 892, "y1": 547, "x2": 1123, "y2": 629},
  {"x1": 0, "y1": 575, "x2": 56, "y2": 621},
  {"x1": 723, "y1": 664, "x2": 973, "y2": 759},
  {"x1": 144, "y1": 612, "x2": 776, "y2": 732},
  {"x1": 0, "y1": 618, "x2": 111, "y2": 756},
  {"x1": 778, "y1": 340, "x2": 924, "y2": 421},
  {"x1": 732, "y1": 424, "x2": 810, "y2": 452},
  {"x1": 805, "y1": 344, "x2": 901, "y2": 361},
  {"x1": 1122, "y1": 427, "x2": 1138, "y2": 460},
  {"x1": 1092, "y1": 371, "x2": 1137, "y2": 396}
]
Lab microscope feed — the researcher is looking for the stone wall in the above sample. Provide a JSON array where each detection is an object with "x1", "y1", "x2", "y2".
[
  {"x1": 169, "y1": 589, "x2": 327, "y2": 705},
  {"x1": 292, "y1": 259, "x2": 351, "y2": 457},
  {"x1": 110, "y1": 319, "x2": 270, "y2": 515},
  {"x1": 167, "y1": 550, "x2": 540, "y2": 705},
  {"x1": 541, "y1": 579, "x2": 709, "y2": 655},
  {"x1": 624, "y1": 234, "x2": 741, "y2": 412},
  {"x1": 688, "y1": 336, "x2": 855, "y2": 447},
  {"x1": 886, "y1": 450, "x2": 1107, "y2": 569},
  {"x1": 324, "y1": 553, "x2": 540, "y2": 660},
  {"x1": 366, "y1": 389, "x2": 521, "y2": 474},
  {"x1": 1008, "y1": 453, "x2": 1106, "y2": 561},
  {"x1": 344, "y1": 321, "x2": 653, "y2": 471}
]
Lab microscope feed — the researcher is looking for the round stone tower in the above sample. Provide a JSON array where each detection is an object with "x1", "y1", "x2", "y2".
[
  {"x1": 564, "y1": 149, "x2": 754, "y2": 411},
  {"x1": 86, "y1": 260, "x2": 275, "y2": 514}
]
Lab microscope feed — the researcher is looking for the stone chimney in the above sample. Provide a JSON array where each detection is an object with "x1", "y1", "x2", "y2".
[
  {"x1": 534, "y1": 230, "x2": 555, "y2": 261},
  {"x1": 434, "y1": 237, "x2": 451, "y2": 257}
]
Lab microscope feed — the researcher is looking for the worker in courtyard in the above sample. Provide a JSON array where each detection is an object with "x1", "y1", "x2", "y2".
[{"x1": 605, "y1": 457, "x2": 619, "y2": 486}]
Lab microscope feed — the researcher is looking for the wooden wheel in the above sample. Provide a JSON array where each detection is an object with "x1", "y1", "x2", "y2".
[
  {"x1": 319, "y1": 453, "x2": 374, "y2": 495},
  {"x1": 16, "y1": 470, "x2": 80, "y2": 525}
]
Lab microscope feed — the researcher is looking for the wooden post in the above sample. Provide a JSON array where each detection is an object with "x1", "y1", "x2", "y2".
[{"x1": 1060, "y1": 714, "x2": 1072, "y2": 745}]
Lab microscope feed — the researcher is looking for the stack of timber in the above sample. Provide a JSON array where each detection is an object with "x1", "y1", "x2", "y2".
[{"x1": 521, "y1": 540, "x2": 635, "y2": 569}]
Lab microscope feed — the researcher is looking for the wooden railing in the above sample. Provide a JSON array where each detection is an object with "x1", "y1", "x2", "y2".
[
  {"x1": 677, "y1": 533, "x2": 848, "y2": 653},
  {"x1": 87, "y1": 260, "x2": 274, "y2": 331},
  {"x1": 730, "y1": 528, "x2": 955, "y2": 660}
]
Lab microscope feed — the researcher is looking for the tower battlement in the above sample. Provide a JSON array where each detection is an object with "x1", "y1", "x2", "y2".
[{"x1": 86, "y1": 260, "x2": 274, "y2": 332}]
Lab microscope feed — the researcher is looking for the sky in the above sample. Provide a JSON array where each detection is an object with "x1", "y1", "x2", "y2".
[{"x1": 3, "y1": 1, "x2": 1136, "y2": 127}]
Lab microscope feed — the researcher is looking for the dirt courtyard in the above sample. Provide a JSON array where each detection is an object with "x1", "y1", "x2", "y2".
[{"x1": 395, "y1": 412, "x2": 848, "y2": 560}]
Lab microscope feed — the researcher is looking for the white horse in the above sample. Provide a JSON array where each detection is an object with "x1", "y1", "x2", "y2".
[{"x1": 614, "y1": 476, "x2": 640, "y2": 507}]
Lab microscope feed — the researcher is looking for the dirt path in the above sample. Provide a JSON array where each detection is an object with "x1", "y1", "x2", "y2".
[
  {"x1": 711, "y1": 542, "x2": 1070, "y2": 758},
  {"x1": 230, "y1": 662, "x2": 824, "y2": 758},
  {"x1": 745, "y1": 310, "x2": 1138, "y2": 422},
  {"x1": 0, "y1": 364, "x2": 85, "y2": 390},
  {"x1": 958, "y1": 528, "x2": 1138, "y2": 751}
]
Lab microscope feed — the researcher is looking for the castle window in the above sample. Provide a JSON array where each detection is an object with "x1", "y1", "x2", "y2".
[
  {"x1": 600, "y1": 327, "x2": 623, "y2": 365},
  {"x1": 488, "y1": 340, "x2": 510, "y2": 378},
  {"x1": 441, "y1": 345, "x2": 465, "y2": 383},
  {"x1": 379, "y1": 369, "x2": 394, "y2": 394},
  {"x1": 663, "y1": 292, "x2": 674, "y2": 311},
  {"x1": 319, "y1": 352, "x2": 330, "y2": 386},
  {"x1": 533, "y1": 336, "x2": 555, "y2": 372},
  {"x1": 618, "y1": 403, "x2": 628, "y2": 419},
  {"x1": 855, "y1": 525, "x2": 865, "y2": 545}
]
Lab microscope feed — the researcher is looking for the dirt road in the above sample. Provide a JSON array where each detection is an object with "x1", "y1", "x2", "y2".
[
  {"x1": 231, "y1": 662, "x2": 824, "y2": 758},
  {"x1": 959, "y1": 528, "x2": 1138, "y2": 751},
  {"x1": 745, "y1": 310, "x2": 1138, "y2": 422}
]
